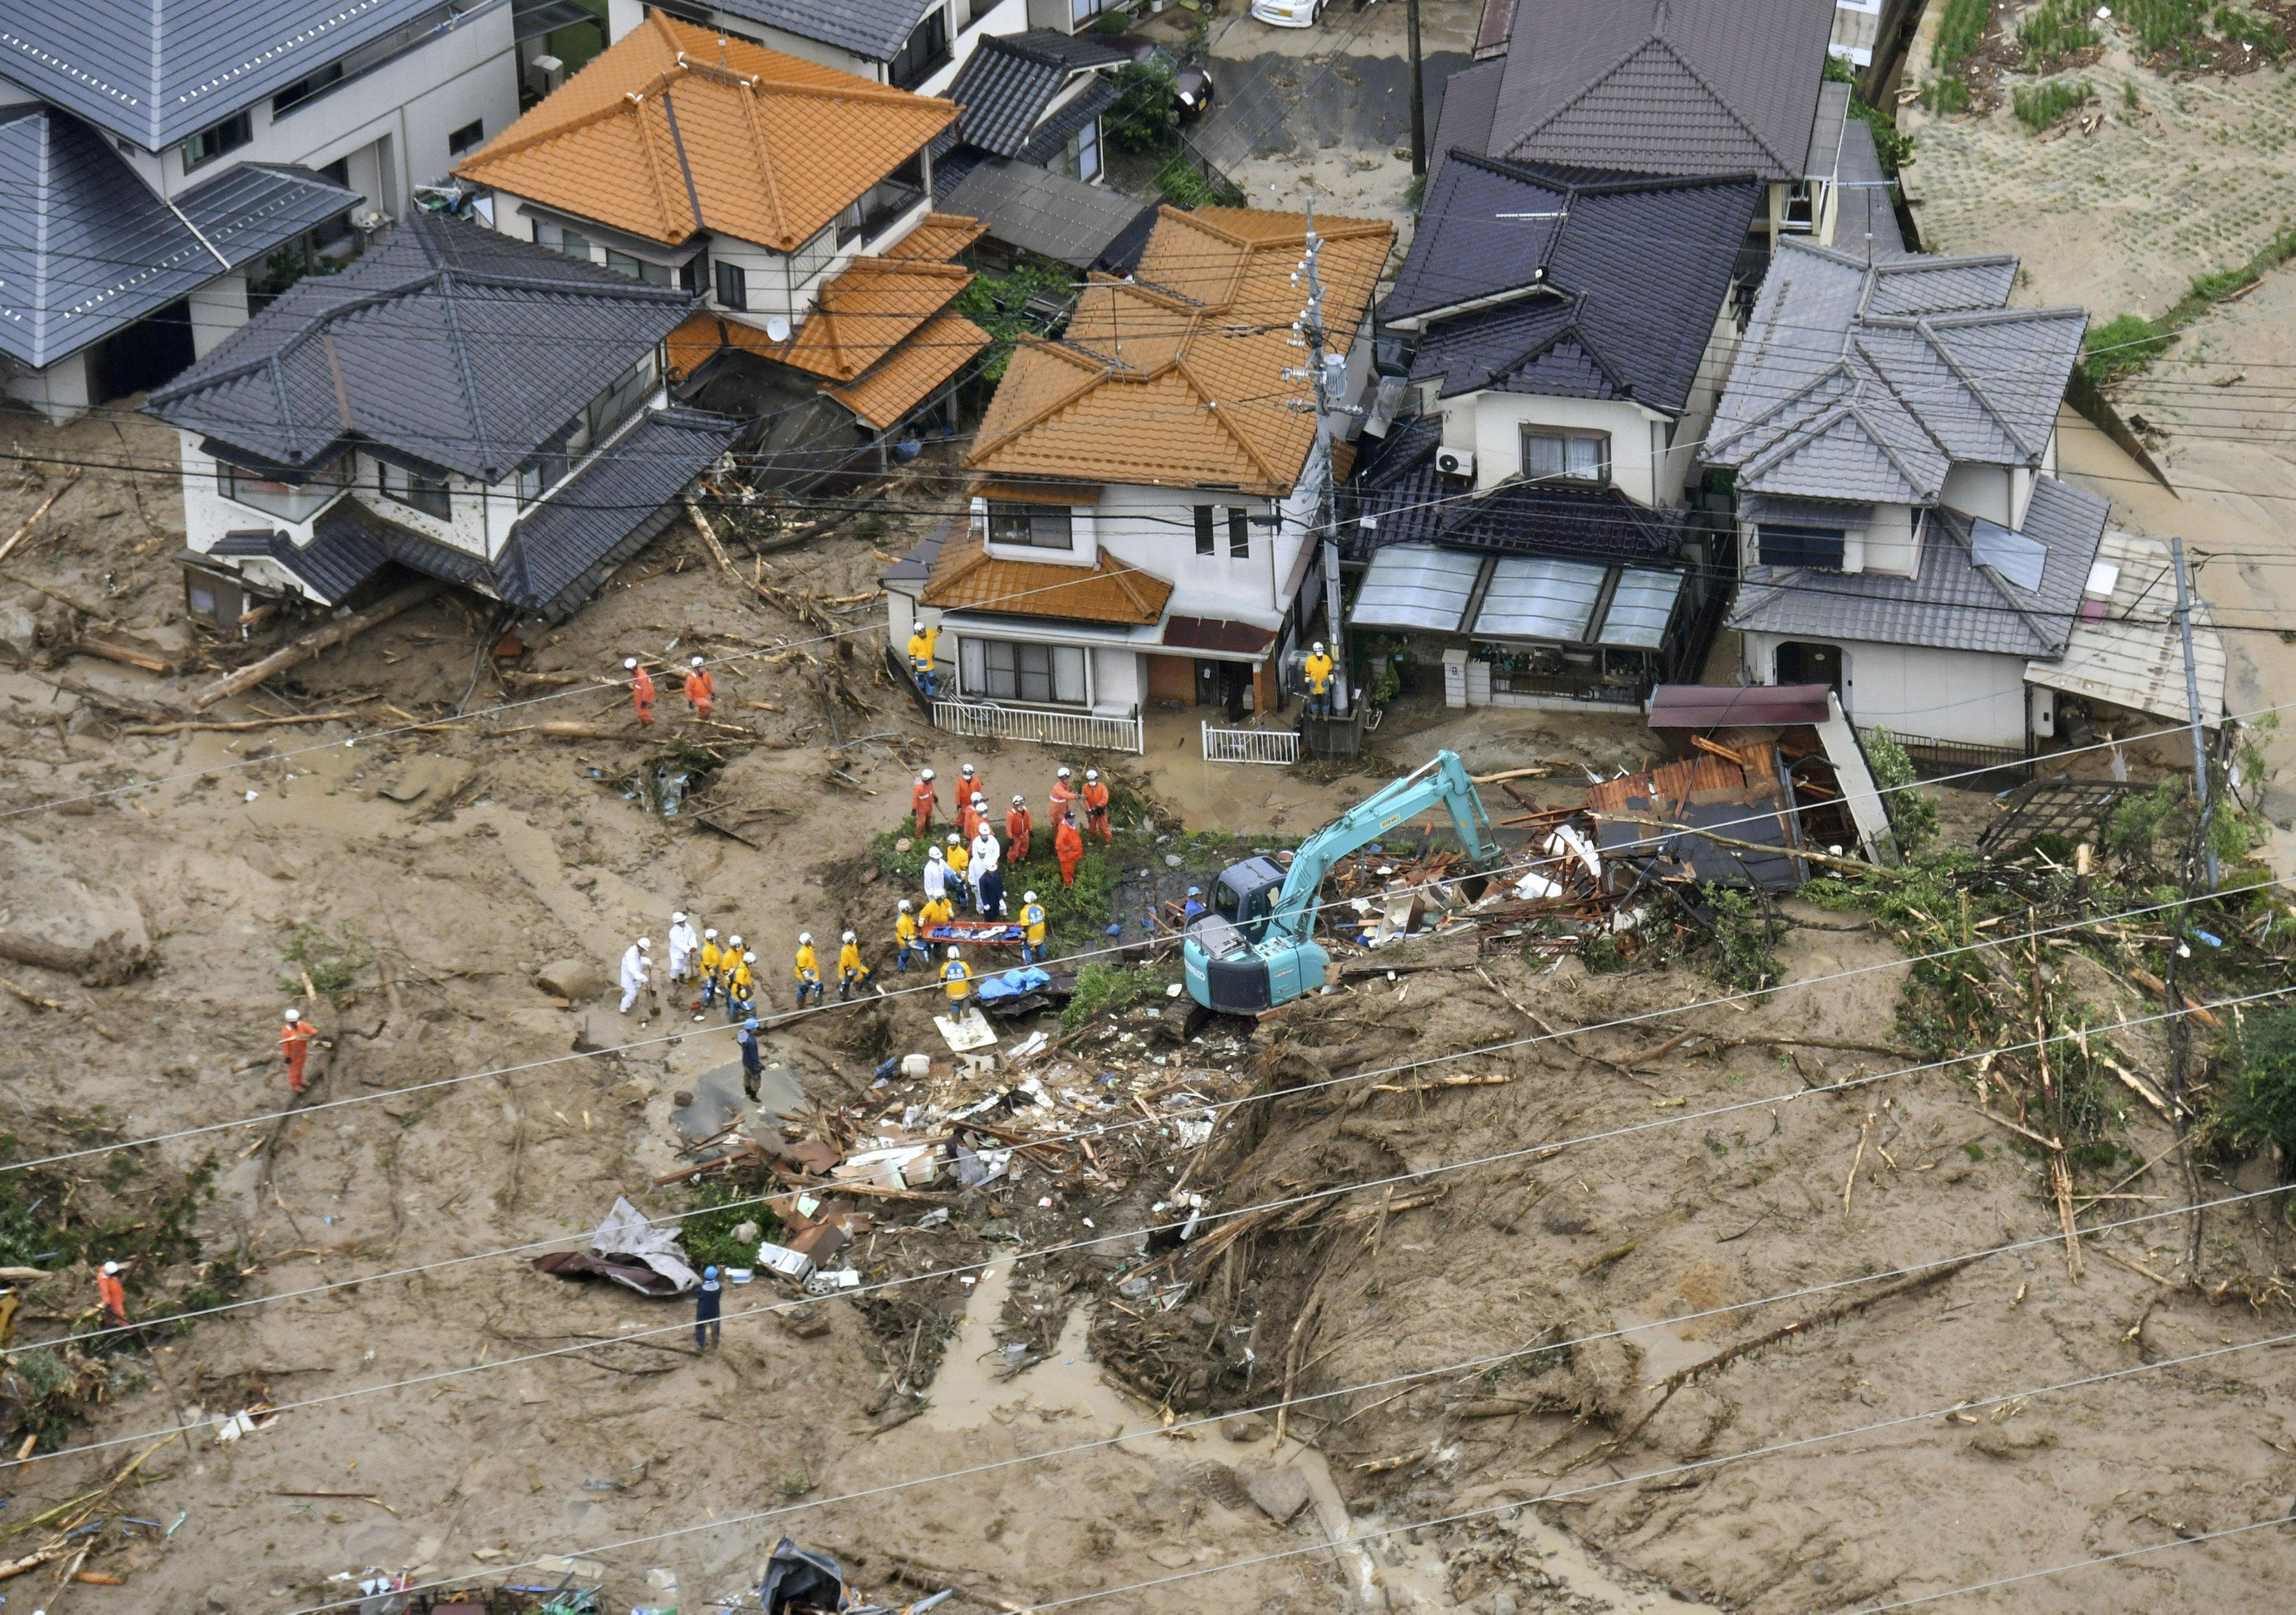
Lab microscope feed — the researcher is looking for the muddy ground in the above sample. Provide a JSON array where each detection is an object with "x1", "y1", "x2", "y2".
[{"x1": 0, "y1": 392, "x2": 2290, "y2": 1610}]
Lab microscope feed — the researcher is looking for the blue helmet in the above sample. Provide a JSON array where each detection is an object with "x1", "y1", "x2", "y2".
[
  {"x1": 745, "y1": 1018, "x2": 760, "y2": 1031},
  {"x1": 704, "y1": 1265, "x2": 718, "y2": 1279}
]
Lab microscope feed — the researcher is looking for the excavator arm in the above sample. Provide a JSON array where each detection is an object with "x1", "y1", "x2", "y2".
[{"x1": 1183, "y1": 752, "x2": 1496, "y2": 1014}]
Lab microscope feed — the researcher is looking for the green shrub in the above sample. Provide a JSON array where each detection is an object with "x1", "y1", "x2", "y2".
[
  {"x1": 2020, "y1": 0, "x2": 2100, "y2": 65},
  {"x1": 2012, "y1": 79, "x2": 2093, "y2": 132},
  {"x1": 2105, "y1": 777, "x2": 2185, "y2": 858},
  {"x1": 280, "y1": 920, "x2": 371, "y2": 1006},
  {"x1": 1061, "y1": 961, "x2": 1158, "y2": 1032},
  {"x1": 1703, "y1": 886, "x2": 1782, "y2": 994},
  {"x1": 2215, "y1": 4, "x2": 2290, "y2": 56},
  {"x1": 1863, "y1": 727, "x2": 1938, "y2": 855},
  {"x1": 1932, "y1": 0, "x2": 1992, "y2": 70},
  {"x1": 953, "y1": 257, "x2": 1078, "y2": 381},
  {"x1": 2222, "y1": 1006, "x2": 2296, "y2": 1166},
  {"x1": 1106, "y1": 57, "x2": 1181, "y2": 155},
  {"x1": 1921, "y1": 75, "x2": 1973, "y2": 114},
  {"x1": 676, "y1": 1181, "x2": 781, "y2": 1274},
  {"x1": 2120, "y1": 0, "x2": 2211, "y2": 59},
  {"x1": 1154, "y1": 152, "x2": 1237, "y2": 209},
  {"x1": 2084, "y1": 312, "x2": 2175, "y2": 382},
  {"x1": 1828, "y1": 48, "x2": 1916, "y2": 173}
]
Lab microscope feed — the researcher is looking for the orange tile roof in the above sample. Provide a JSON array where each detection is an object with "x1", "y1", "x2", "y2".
[
  {"x1": 968, "y1": 207, "x2": 1393, "y2": 496},
  {"x1": 922, "y1": 536, "x2": 1173, "y2": 626},
  {"x1": 885, "y1": 213, "x2": 989, "y2": 263},
  {"x1": 829, "y1": 310, "x2": 990, "y2": 429},
  {"x1": 453, "y1": 11, "x2": 957, "y2": 251},
  {"x1": 777, "y1": 256, "x2": 972, "y2": 382}
]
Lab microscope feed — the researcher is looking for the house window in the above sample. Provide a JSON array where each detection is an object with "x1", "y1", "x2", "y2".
[
  {"x1": 961, "y1": 637, "x2": 1088, "y2": 706},
  {"x1": 1057, "y1": 119, "x2": 1102, "y2": 183},
  {"x1": 1227, "y1": 508, "x2": 1250, "y2": 558},
  {"x1": 216, "y1": 457, "x2": 348, "y2": 523},
  {"x1": 606, "y1": 250, "x2": 672, "y2": 286},
  {"x1": 679, "y1": 252, "x2": 707, "y2": 294},
  {"x1": 714, "y1": 260, "x2": 748, "y2": 312},
  {"x1": 273, "y1": 62, "x2": 346, "y2": 115},
  {"x1": 1071, "y1": 0, "x2": 1113, "y2": 20},
  {"x1": 558, "y1": 228, "x2": 593, "y2": 263},
  {"x1": 182, "y1": 111, "x2": 251, "y2": 173},
  {"x1": 517, "y1": 464, "x2": 543, "y2": 506},
  {"x1": 985, "y1": 501, "x2": 1073, "y2": 550},
  {"x1": 379, "y1": 460, "x2": 453, "y2": 521},
  {"x1": 889, "y1": 8, "x2": 950, "y2": 90},
  {"x1": 1194, "y1": 505, "x2": 1216, "y2": 556},
  {"x1": 1783, "y1": 178, "x2": 1818, "y2": 232},
  {"x1": 448, "y1": 119, "x2": 485, "y2": 156},
  {"x1": 1522, "y1": 428, "x2": 1610, "y2": 485},
  {"x1": 1757, "y1": 524, "x2": 1847, "y2": 571}
]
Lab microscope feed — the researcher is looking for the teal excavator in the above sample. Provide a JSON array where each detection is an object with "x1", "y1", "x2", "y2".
[{"x1": 1183, "y1": 751, "x2": 1498, "y2": 1015}]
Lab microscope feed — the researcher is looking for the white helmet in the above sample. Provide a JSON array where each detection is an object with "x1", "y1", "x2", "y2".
[
  {"x1": 672, "y1": 910, "x2": 686, "y2": 924},
  {"x1": 928, "y1": 846, "x2": 944, "y2": 861},
  {"x1": 729, "y1": 933, "x2": 744, "y2": 948},
  {"x1": 102, "y1": 1261, "x2": 121, "y2": 1276},
  {"x1": 691, "y1": 655, "x2": 705, "y2": 668},
  {"x1": 283, "y1": 1007, "x2": 300, "y2": 1023},
  {"x1": 637, "y1": 937, "x2": 651, "y2": 951},
  {"x1": 972, "y1": 793, "x2": 986, "y2": 807},
  {"x1": 798, "y1": 931, "x2": 812, "y2": 945},
  {"x1": 899, "y1": 899, "x2": 913, "y2": 912},
  {"x1": 947, "y1": 832, "x2": 961, "y2": 844},
  {"x1": 1012, "y1": 793, "x2": 1025, "y2": 806},
  {"x1": 743, "y1": 951, "x2": 756, "y2": 963},
  {"x1": 947, "y1": 946, "x2": 961, "y2": 959},
  {"x1": 1024, "y1": 891, "x2": 1038, "y2": 905},
  {"x1": 1313, "y1": 640, "x2": 1326, "y2": 655},
  {"x1": 1057, "y1": 766, "x2": 1071, "y2": 779},
  {"x1": 625, "y1": 657, "x2": 638, "y2": 670},
  {"x1": 1086, "y1": 768, "x2": 1099, "y2": 782},
  {"x1": 961, "y1": 764, "x2": 977, "y2": 778},
  {"x1": 921, "y1": 767, "x2": 935, "y2": 781},
  {"x1": 705, "y1": 927, "x2": 718, "y2": 940},
  {"x1": 842, "y1": 930, "x2": 855, "y2": 943}
]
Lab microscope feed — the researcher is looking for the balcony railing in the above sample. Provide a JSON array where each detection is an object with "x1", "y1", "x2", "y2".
[
  {"x1": 932, "y1": 699, "x2": 1143, "y2": 754},
  {"x1": 1202, "y1": 722, "x2": 1300, "y2": 766}
]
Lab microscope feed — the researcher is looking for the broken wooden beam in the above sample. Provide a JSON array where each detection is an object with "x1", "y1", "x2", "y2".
[
  {"x1": 69, "y1": 632, "x2": 175, "y2": 675},
  {"x1": 192, "y1": 581, "x2": 446, "y2": 710},
  {"x1": 0, "y1": 472, "x2": 79, "y2": 567}
]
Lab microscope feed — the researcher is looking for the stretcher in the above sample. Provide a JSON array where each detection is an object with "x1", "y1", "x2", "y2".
[{"x1": 922, "y1": 919, "x2": 1027, "y2": 947}]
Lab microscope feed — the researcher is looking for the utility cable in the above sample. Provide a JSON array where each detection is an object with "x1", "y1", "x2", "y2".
[
  {"x1": 1850, "y1": 1512, "x2": 2296, "y2": 1611},
  {"x1": 10, "y1": 977, "x2": 2283, "y2": 1480}
]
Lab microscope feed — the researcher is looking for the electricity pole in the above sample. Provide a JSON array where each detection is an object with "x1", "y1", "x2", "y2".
[
  {"x1": 2171, "y1": 537, "x2": 2219, "y2": 890},
  {"x1": 1406, "y1": 0, "x2": 1427, "y2": 178},
  {"x1": 1286, "y1": 204, "x2": 1360, "y2": 718}
]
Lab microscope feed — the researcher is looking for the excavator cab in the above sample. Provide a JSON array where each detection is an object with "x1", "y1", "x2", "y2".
[{"x1": 1211, "y1": 857, "x2": 1288, "y2": 943}]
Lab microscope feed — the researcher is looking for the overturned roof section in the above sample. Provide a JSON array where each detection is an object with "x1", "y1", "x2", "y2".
[
  {"x1": 0, "y1": 105, "x2": 363, "y2": 371},
  {"x1": 2026, "y1": 527, "x2": 2228, "y2": 727},
  {"x1": 1729, "y1": 476, "x2": 2110, "y2": 659},
  {"x1": 1389, "y1": 154, "x2": 1758, "y2": 416},
  {"x1": 1487, "y1": 0, "x2": 1838, "y2": 180},
  {"x1": 0, "y1": 0, "x2": 458, "y2": 150},
  {"x1": 1706, "y1": 238, "x2": 2088, "y2": 504},
  {"x1": 146, "y1": 212, "x2": 699, "y2": 484},
  {"x1": 453, "y1": 10, "x2": 956, "y2": 251},
  {"x1": 968, "y1": 207, "x2": 1393, "y2": 496}
]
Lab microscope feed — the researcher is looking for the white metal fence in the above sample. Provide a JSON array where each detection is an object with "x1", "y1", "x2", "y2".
[
  {"x1": 932, "y1": 699, "x2": 1143, "y2": 754},
  {"x1": 1201, "y1": 721, "x2": 1301, "y2": 766}
]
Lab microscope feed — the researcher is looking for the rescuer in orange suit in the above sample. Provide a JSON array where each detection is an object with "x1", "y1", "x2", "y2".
[
  {"x1": 1054, "y1": 812, "x2": 1084, "y2": 889},
  {"x1": 1004, "y1": 794, "x2": 1033, "y2": 863},
  {"x1": 684, "y1": 655, "x2": 715, "y2": 720},
  {"x1": 911, "y1": 768, "x2": 939, "y2": 835},
  {"x1": 625, "y1": 657, "x2": 655, "y2": 725}
]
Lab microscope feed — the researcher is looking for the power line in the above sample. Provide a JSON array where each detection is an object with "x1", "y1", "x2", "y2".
[{"x1": 1851, "y1": 1513, "x2": 2296, "y2": 1612}]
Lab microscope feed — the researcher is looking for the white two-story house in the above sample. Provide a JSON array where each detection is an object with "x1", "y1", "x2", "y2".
[
  {"x1": 881, "y1": 206, "x2": 1393, "y2": 739},
  {"x1": 0, "y1": 0, "x2": 546, "y2": 418},
  {"x1": 1343, "y1": 154, "x2": 1760, "y2": 711},
  {"x1": 1704, "y1": 239, "x2": 2106, "y2": 752},
  {"x1": 455, "y1": 11, "x2": 990, "y2": 445},
  {"x1": 148, "y1": 213, "x2": 741, "y2": 626}
]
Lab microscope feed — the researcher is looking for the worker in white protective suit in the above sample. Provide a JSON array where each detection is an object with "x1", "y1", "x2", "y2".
[
  {"x1": 619, "y1": 936, "x2": 652, "y2": 1015},
  {"x1": 667, "y1": 911, "x2": 699, "y2": 984}
]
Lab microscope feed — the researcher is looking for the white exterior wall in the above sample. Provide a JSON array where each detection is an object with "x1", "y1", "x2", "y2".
[
  {"x1": 3, "y1": 350, "x2": 91, "y2": 422},
  {"x1": 186, "y1": 276, "x2": 249, "y2": 359},
  {"x1": 1443, "y1": 392, "x2": 1671, "y2": 504},
  {"x1": 1940, "y1": 462, "x2": 2013, "y2": 527},
  {"x1": 1090, "y1": 483, "x2": 1290, "y2": 626},
  {"x1": 631, "y1": 0, "x2": 1027, "y2": 93},
  {"x1": 1741, "y1": 630, "x2": 2030, "y2": 750},
  {"x1": 1667, "y1": 295, "x2": 1742, "y2": 499}
]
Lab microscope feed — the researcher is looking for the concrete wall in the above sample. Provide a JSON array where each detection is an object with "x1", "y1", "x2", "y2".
[
  {"x1": 3, "y1": 351, "x2": 91, "y2": 422},
  {"x1": 1740, "y1": 628, "x2": 2030, "y2": 749},
  {"x1": 1668, "y1": 295, "x2": 1743, "y2": 497}
]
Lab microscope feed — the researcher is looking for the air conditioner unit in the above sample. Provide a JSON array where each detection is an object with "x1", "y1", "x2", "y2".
[
  {"x1": 1434, "y1": 447, "x2": 1475, "y2": 479},
  {"x1": 527, "y1": 54, "x2": 564, "y2": 98}
]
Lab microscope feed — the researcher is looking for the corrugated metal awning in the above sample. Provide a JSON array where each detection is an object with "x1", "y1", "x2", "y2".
[
  {"x1": 2025, "y1": 529, "x2": 2226, "y2": 727},
  {"x1": 1472, "y1": 556, "x2": 1605, "y2": 642},
  {"x1": 1349, "y1": 544, "x2": 1480, "y2": 632}
]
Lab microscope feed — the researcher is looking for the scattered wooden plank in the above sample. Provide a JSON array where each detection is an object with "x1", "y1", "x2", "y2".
[
  {"x1": 191, "y1": 581, "x2": 445, "y2": 710},
  {"x1": 0, "y1": 472, "x2": 79, "y2": 567},
  {"x1": 69, "y1": 632, "x2": 174, "y2": 674}
]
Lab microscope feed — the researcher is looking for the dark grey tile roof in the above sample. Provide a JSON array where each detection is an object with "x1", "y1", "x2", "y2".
[
  {"x1": 938, "y1": 160, "x2": 1155, "y2": 270},
  {"x1": 1807, "y1": 79, "x2": 1850, "y2": 180},
  {"x1": 1017, "y1": 74, "x2": 1121, "y2": 166},
  {"x1": 881, "y1": 518, "x2": 951, "y2": 584},
  {"x1": 1706, "y1": 239, "x2": 2088, "y2": 502},
  {"x1": 147, "y1": 213, "x2": 700, "y2": 485},
  {"x1": 1829, "y1": 119, "x2": 1904, "y2": 262},
  {"x1": 1427, "y1": 58, "x2": 1505, "y2": 186},
  {"x1": 1351, "y1": 413, "x2": 1684, "y2": 562},
  {"x1": 1486, "y1": 0, "x2": 1837, "y2": 180},
  {"x1": 0, "y1": 0, "x2": 466, "y2": 150},
  {"x1": 1388, "y1": 154, "x2": 1759, "y2": 416},
  {"x1": 497, "y1": 406, "x2": 743, "y2": 617},
  {"x1": 0, "y1": 104, "x2": 224, "y2": 369},
  {"x1": 1729, "y1": 475, "x2": 2108, "y2": 657},
  {"x1": 264, "y1": 512, "x2": 388, "y2": 602},
  {"x1": 949, "y1": 31, "x2": 1122, "y2": 157},
  {"x1": 178, "y1": 162, "x2": 365, "y2": 272},
  {"x1": 707, "y1": 0, "x2": 937, "y2": 62}
]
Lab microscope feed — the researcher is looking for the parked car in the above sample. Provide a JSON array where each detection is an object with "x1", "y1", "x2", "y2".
[
  {"x1": 1115, "y1": 35, "x2": 1217, "y2": 121},
  {"x1": 1250, "y1": 0, "x2": 1326, "y2": 26}
]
